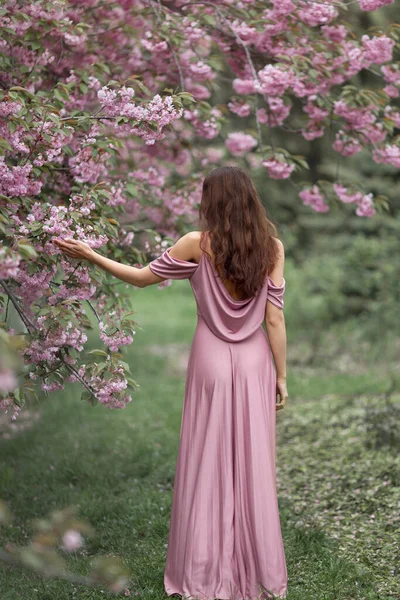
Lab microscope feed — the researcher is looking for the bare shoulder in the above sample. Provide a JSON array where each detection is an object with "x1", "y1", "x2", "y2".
[
  {"x1": 168, "y1": 231, "x2": 202, "y2": 262},
  {"x1": 185, "y1": 230, "x2": 202, "y2": 243},
  {"x1": 272, "y1": 236, "x2": 285, "y2": 258}
]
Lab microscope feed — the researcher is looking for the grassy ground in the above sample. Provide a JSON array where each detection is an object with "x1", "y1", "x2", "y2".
[{"x1": 0, "y1": 279, "x2": 399, "y2": 600}]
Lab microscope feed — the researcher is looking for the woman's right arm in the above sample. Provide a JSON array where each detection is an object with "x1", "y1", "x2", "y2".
[
  {"x1": 265, "y1": 308, "x2": 287, "y2": 381},
  {"x1": 264, "y1": 239, "x2": 288, "y2": 408}
]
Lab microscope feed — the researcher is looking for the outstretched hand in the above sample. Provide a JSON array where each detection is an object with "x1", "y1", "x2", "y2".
[
  {"x1": 53, "y1": 238, "x2": 95, "y2": 262},
  {"x1": 276, "y1": 379, "x2": 288, "y2": 411}
]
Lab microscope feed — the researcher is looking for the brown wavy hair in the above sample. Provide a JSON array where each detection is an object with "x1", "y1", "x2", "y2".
[{"x1": 199, "y1": 166, "x2": 280, "y2": 300}]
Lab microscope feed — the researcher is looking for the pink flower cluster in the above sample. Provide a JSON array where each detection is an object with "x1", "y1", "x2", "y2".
[
  {"x1": 372, "y1": 144, "x2": 400, "y2": 168},
  {"x1": 332, "y1": 101, "x2": 387, "y2": 149},
  {"x1": 359, "y1": 0, "x2": 394, "y2": 10},
  {"x1": 332, "y1": 132, "x2": 363, "y2": 156},
  {"x1": 297, "y1": 2, "x2": 338, "y2": 27},
  {"x1": 0, "y1": 248, "x2": 21, "y2": 279},
  {"x1": 0, "y1": 368, "x2": 17, "y2": 394},
  {"x1": 228, "y1": 100, "x2": 252, "y2": 118},
  {"x1": 87, "y1": 365, "x2": 131, "y2": 409},
  {"x1": 62, "y1": 530, "x2": 83, "y2": 552},
  {"x1": 0, "y1": 397, "x2": 21, "y2": 420},
  {"x1": 183, "y1": 108, "x2": 221, "y2": 139},
  {"x1": 256, "y1": 98, "x2": 291, "y2": 128},
  {"x1": 0, "y1": 158, "x2": 42, "y2": 198},
  {"x1": 0, "y1": 100, "x2": 22, "y2": 116},
  {"x1": 299, "y1": 185, "x2": 330, "y2": 213},
  {"x1": 257, "y1": 65, "x2": 294, "y2": 97},
  {"x1": 361, "y1": 34, "x2": 395, "y2": 66},
  {"x1": 24, "y1": 318, "x2": 88, "y2": 365},
  {"x1": 15, "y1": 265, "x2": 56, "y2": 314},
  {"x1": 334, "y1": 100, "x2": 377, "y2": 130},
  {"x1": 99, "y1": 321, "x2": 135, "y2": 352},
  {"x1": 98, "y1": 87, "x2": 183, "y2": 145},
  {"x1": 226, "y1": 132, "x2": 258, "y2": 156},
  {"x1": 262, "y1": 158, "x2": 294, "y2": 179},
  {"x1": 69, "y1": 147, "x2": 107, "y2": 184},
  {"x1": 333, "y1": 184, "x2": 376, "y2": 217}
]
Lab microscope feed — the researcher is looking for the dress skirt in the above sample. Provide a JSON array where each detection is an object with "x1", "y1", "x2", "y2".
[{"x1": 164, "y1": 316, "x2": 287, "y2": 600}]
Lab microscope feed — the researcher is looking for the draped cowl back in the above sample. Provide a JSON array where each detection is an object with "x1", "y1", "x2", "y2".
[{"x1": 149, "y1": 247, "x2": 286, "y2": 343}]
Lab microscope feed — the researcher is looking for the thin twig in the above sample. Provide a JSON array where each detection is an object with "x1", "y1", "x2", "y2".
[
  {"x1": 0, "y1": 279, "x2": 98, "y2": 399},
  {"x1": 0, "y1": 279, "x2": 36, "y2": 333},
  {"x1": 215, "y1": 7, "x2": 267, "y2": 153}
]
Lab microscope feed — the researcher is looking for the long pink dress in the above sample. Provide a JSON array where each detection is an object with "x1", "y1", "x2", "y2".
[{"x1": 148, "y1": 241, "x2": 288, "y2": 600}]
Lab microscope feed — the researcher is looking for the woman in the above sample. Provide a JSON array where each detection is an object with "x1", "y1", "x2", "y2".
[{"x1": 55, "y1": 166, "x2": 289, "y2": 600}]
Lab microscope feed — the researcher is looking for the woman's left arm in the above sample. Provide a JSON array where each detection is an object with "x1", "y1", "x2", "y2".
[{"x1": 53, "y1": 233, "x2": 196, "y2": 288}]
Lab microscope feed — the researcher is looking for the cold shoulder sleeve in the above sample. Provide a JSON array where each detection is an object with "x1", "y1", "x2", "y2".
[
  {"x1": 148, "y1": 247, "x2": 199, "y2": 280},
  {"x1": 267, "y1": 276, "x2": 286, "y2": 309}
]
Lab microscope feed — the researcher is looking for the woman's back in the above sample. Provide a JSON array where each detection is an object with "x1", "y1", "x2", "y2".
[{"x1": 148, "y1": 230, "x2": 286, "y2": 344}]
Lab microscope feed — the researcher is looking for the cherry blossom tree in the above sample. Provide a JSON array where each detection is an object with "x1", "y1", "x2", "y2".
[{"x1": 1, "y1": 0, "x2": 399, "y2": 416}]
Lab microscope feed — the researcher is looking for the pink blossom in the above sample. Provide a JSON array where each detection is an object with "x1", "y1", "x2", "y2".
[
  {"x1": 69, "y1": 147, "x2": 107, "y2": 184},
  {"x1": 383, "y1": 85, "x2": 399, "y2": 98},
  {"x1": 62, "y1": 530, "x2": 83, "y2": 551},
  {"x1": 359, "y1": 0, "x2": 394, "y2": 10},
  {"x1": 184, "y1": 110, "x2": 219, "y2": 139},
  {"x1": 256, "y1": 98, "x2": 291, "y2": 127},
  {"x1": 297, "y1": 2, "x2": 338, "y2": 27},
  {"x1": 188, "y1": 61, "x2": 214, "y2": 82},
  {"x1": 0, "y1": 368, "x2": 18, "y2": 394},
  {"x1": 257, "y1": 65, "x2": 294, "y2": 96},
  {"x1": 372, "y1": 144, "x2": 400, "y2": 168},
  {"x1": 381, "y1": 65, "x2": 400, "y2": 85},
  {"x1": 355, "y1": 193, "x2": 376, "y2": 217},
  {"x1": 226, "y1": 132, "x2": 258, "y2": 156},
  {"x1": 362, "y1": 34, "x2": 395, "y2": 65},
  {"x1": 185, "y1": 81, "x2": 211, "y2": 100},
  {"x1": 232, "y1": 79, "x2": 257, "y2": 95},
  {"x1": 384, "y1": 107, "x2": 400, "y2": 127},
  {"x1": 0, "y1": 101, "x2": 22, "y2": 117},
  {"x1": 99, "y1": 322, "x2": 135, "y2": 352},
  {"x1": 270, "y1": 0, "x2": 295, "y2": 16},
  {"x1": 334, "y1": 100, "x2": 377, "y2": 129},
  {"x1": 229, "y1": 20, "x2": 259, "y2": 45},
  {"x1": 332, "y1": 132, "x2": 363, "y2": 156},
  {"x1": 201, "y1": 148, "x2": 224, "y2": 166},
  {"x1": 321, "y1": 25, "x2": 348, "y2": 43},
  {"x1": 362, "y1": 123, "x2": 387, "y2": 144},
  {"x1": 299, "y1": 185, "x2": 330, "y2": 213},
  {"x1": 262, "y1": 158, "x2": 294, "y2": 179},
  {"x1": 0, "y1": 158, "x2": 42, "y2": 198},
  {"x1": 333, "y1": 184, "x2": 363, "y2": 204},
  {"x1": 0, "y1": 397, "x2": 21, "y2": 420},
  {"x1": 0, "y1": 249, "x2": 21, "y2": 279},
  {"x1": 228, "y1": 100, "x2": 252, "y2": 117},
  {"x1": 303, "y1": 101, "x2": 329, "y2": 122},
  {"x1": 302, "y1": 125, "x2": 325, "y2": 140}
]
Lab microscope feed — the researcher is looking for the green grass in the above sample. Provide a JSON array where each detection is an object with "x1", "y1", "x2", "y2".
[{"x1": 0, "y1": 279, "x2": 399, "y2": 599}]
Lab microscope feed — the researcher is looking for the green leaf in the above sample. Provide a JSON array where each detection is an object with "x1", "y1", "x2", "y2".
[
  {"x1": 87, "y1": 349, "x2": 109, "y2": 357},
  {"x1": 81, "y1": 390, "x2": 98, "y2": 406},
  {"x1": 17, "y1": 242, "x2": 38, "y2": 259},
  {"x1": 9, "y1": 86, "x2": 35, "y2": 97}
]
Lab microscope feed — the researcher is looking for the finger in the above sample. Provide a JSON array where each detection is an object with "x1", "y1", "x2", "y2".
[{"x1": 55, "y1": 240, "x2": 73, "y2": 249}]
